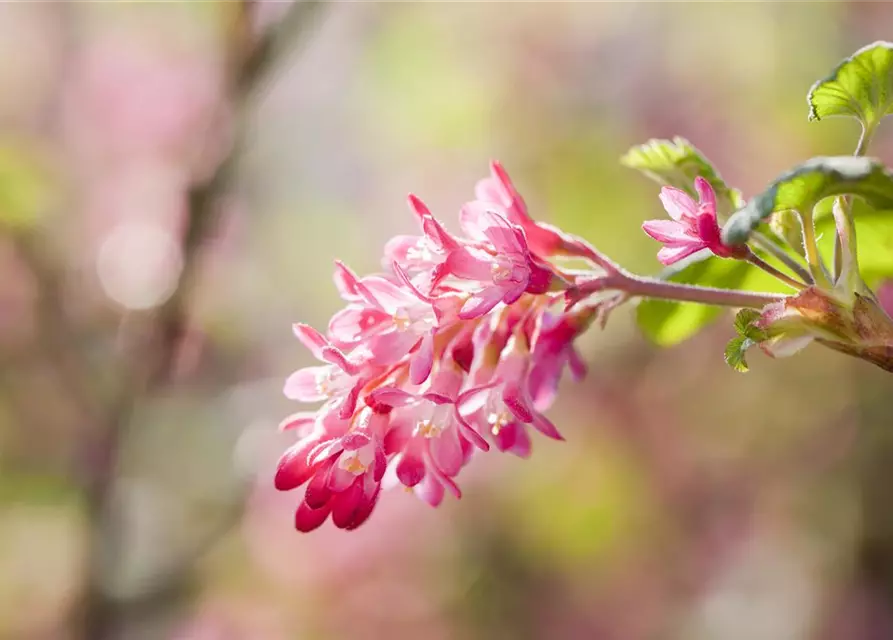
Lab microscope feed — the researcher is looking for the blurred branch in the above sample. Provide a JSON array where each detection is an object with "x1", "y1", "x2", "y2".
[{"x1": 78, "y1": 2, "x2": 325, "y2": 638}]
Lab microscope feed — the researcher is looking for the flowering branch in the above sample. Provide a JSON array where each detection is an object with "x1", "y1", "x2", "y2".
[{"x1": 272, "y1": 38, "x2": 893, "y2": 538}]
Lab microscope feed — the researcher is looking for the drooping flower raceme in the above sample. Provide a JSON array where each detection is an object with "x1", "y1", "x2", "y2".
[
  {"x1": 276, "y1": 162, "x2": 796, "y2": 532},
  {"x1": 275, "y1": 163, "x2": 618, "y2": 532}
]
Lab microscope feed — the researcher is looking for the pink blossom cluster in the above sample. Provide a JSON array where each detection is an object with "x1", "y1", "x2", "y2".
[{"x1": 275, "y1": 163, "x2": 599, "y2": 532}]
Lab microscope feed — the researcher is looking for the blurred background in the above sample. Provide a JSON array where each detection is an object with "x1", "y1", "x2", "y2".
[{"x1": 2, "y1": 2, "x2": 893, "y2": 639}]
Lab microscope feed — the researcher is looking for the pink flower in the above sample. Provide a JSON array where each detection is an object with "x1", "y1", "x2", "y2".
[
  {"x1": 527, "y1": 309, "x2": 593, "y2": 412},
  {"x1": 476, "y1": 161, "x2": 600, "y2": 263},
  {"x1": 642, "y1": 177, "x2": 747, "y2": 265},
  {"x1": 383, "y1": 195, "x2": 459, "y2": 294},
  {"x1": 458, "y1": 333, "x2": 564, "y2": 458},
  {"x1": 275, "y1": 407, "x2": 388, "y2": 532},
  {"x1": 283, "y1": 324, "x2": 368, "y2": 423},
  {"x1": 437, "y1": 203, "x2": 557, "y2": 319}
]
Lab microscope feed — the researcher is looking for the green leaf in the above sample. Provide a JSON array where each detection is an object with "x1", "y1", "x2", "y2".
[
  {"x1": 722, "y1": 156, "x2": 893, "y2": 245},
  {"x1": 808, "y1": 41, "x2": 893, "y2": 130},
  {"x1": 620, "y1": 136, "x2": 743, "y2": 215},
  {"x1": 636, "y1": 255, "x2": 753, "y2": 346},
  {"x1": 724, "y1": 336, "x2": 755, "y2": 373}
]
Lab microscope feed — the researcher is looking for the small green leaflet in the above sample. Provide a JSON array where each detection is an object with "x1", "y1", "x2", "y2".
[
  {"x1": 724, "y1": 336, "x2": 756, "y2": 373},
  {"x1": 722, "y1": 156, "x2": 893, "y2": 245},
  {"x1": 724, "y1": 309, "x2": 768, "y2": 373},
  {"x1": 808, "y1": 41, "x2": 893, "y2": 131},
  {"x1": 620, "y1": 137, "x2": 743, "y2": 216},
  {"x1": 733, "y1": 308, "x2": 763, "y2": 338}
]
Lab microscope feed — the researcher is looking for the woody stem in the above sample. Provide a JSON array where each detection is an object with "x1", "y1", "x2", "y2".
[{"x1": 574, "y1": 270, "x2": 786, "y2": 309}]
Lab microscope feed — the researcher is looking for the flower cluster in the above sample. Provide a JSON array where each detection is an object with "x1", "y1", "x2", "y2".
[{"x1": 276, "y1": 163, "x2": 600, "y2": 531}]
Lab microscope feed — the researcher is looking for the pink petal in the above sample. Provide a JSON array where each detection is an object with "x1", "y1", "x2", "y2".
[
  {"x1": 384, "y1": 234, "x2": 424, "y2": 266},
  {"x1": 396, "y1": 449, "x2": 426, "y2": 487},
  {"x1": 502, "y1": 382, "x2": 534, "y2": 423},
  {"x1": 365, "y1": 330, "x2": 421, "y2": 365},
  {"x1": 340, "y1": 431, "x2": 371, "y2": 451},
  {"x1": 642, "y1": 219, "x2": 695, "y2": 243},
  {"x1": 694, "y1": 176, "x2": 717, "y2": 212},
  {"x1": 331, "y1": 478, "x2": 365, "y2": 529},
  {"x1": 456, "y1": 380, "x2": 501, "y2": 410},
  {"x1": 277, "y1": 411, "x2": 318, "y2": 433},
  {"x1": 568, "y1": 348, "x2": 588, "y2": 381},
  {"x1": 336, "y1": 377, "x2": 363, "y2": 420},
  {"x1": 659, "y1": 186, "x2": 698, "y2": 221},
  {"x1": 454, "y1": 406, "x2": 490, "y2": 451},
  {"x1": 333, "y1": 260, "x2": 362, "y2": 300},
  {"x1": 373, "y1": 443, "x2": 387, "y2": 482},
  {"x1": 327, "y1": 465, "x2": 357, "y2": 492},
  {"x1": 429, "y1": 429, "x2": 463, "y2": 477},
  {"x1": 409, "y1": 330, "x2": 435, "y2": 385},
  {"x1": 283, "y1": 366, "x2": 329, "y2": 402},
  {"x1": 425, "y1": 448, "x2": 462, "y2": 499},
  {"x1": 493, "y1": 421, "x2": 517, "y2": 452},
  {"x1": 304, "y1": 459, "x2": 335, "y2": 509},
  {"x1": 421, "y1": 214, "x2": 460, "y2": 252},
  {"x1": 392, "y1": 261, "x2": 433, "y2": 303},
  {"x1": 656, "y1": 242, "x2": 706, "y2": 265},
  {"x1": 407, "y1": 193, "x2": 432, "y2": 223},
  {"x1": 475, "y1": 176, "x2": 505, "y2": 205},
  {"x1": 445, "y1": 247, "x2": 493, "y2": 281},
  {"x1": 344, "y1": 484, "x2": 381, "y2": 530},
  {"x1": 368, "y1": 386, "x2": 418, "y2": 408},
  {"x1": 494, "y1": 423, "x2": 532, "y2": 458},
  {"x1": 524, "y1": 257, "x2": 555, "y2": 295},
  {"x1": 307, "y1": 437, "x2": 343, "y2": 466},
  {"x1": 361, "y1": 276, "x2": 417, "y2": 315},
  {"x1": 530, "y1": 411, "x2": 564, "y2": 441},
  {"x1": 415, "y1": 473, "x2": 444, "y2": 507},
  {"x1": 501, "y1": 281, "x2": 528, "y2": 306},
  {"x1": 490, "y1": 161, "x2": 527, "y2": 217},
  {"x1": 321, "y1": 345, "x2": 362, "y2": 376},
  {"x1": 328, "y1": 306, "x2": 389, "y2": 345},
  {"x1": 460, "y1": 202, "x2": 526, "y2": 256},
  {"x1": 459, "y1": 287, "x2": 505, "y2": 320},
  {"x1": 292, "y1": 323, "x2": 329, "y2": 360},
  {"x1": 274, "y1": 436, "x2": 322, "y2": 491},
  {"x1": 295, "y1": 500, "x2": 331, "y2": 532}
]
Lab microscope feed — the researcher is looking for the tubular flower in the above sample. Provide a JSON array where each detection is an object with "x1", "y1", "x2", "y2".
[
  {"x1": 277, "y1": 163, "x2": 604, "y2": 532},
  {"x1": 642, "y1": 176, "x2": 747, "y2": 265}
]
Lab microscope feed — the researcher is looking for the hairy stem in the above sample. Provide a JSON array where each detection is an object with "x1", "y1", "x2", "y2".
[
  {"x1": 573, "y1": 270, "x2": 786, "y2": 309},
  {"x1": 745, "y1": 251, "x2": 806, "y2": 290},
  {"x1": 750, "y1": 231, "x2": 814, "y2": 284}
]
